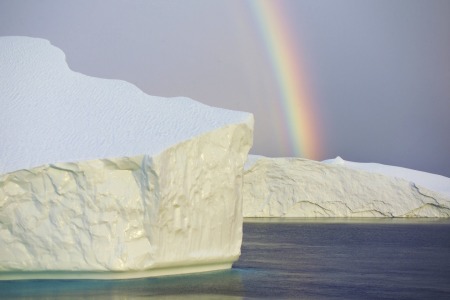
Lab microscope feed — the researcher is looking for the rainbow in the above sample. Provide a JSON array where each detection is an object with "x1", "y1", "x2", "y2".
[{"x1": 246, "y1": 1, "x2": 322, "y2": 159}]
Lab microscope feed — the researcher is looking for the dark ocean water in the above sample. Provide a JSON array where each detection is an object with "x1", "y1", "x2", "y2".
[{"x1": 1, "y1": 218, "x2": 450, "y2": 299}]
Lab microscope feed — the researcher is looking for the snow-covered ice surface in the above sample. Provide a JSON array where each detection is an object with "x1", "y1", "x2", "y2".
[
  {"x1": 0, "y1": 36, "x2": 252, "y2": 175},
  {"x1": 243, "y1": 156, "x2": 450, "y2": 218},
  {"x1": 323, "y1": 156, "x2": 450, "y2": 198},
  {"x1": 0, "y1": 36, "x2": 254, "y2": 279}
]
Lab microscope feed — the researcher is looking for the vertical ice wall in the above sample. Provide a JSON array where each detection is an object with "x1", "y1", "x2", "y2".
[{"x1": 243, "y1": 156, "x2": 450, "y2": 217}]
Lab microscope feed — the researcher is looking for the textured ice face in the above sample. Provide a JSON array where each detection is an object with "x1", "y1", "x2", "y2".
[
  {"x1": 0, "y1": 36, "x2": 254, "y2": 279},
  {"x1": 323, "y1": 157, "x2": 450, "y2": 198},
  {"x1": 0, "y1": 36, "x2": 251, "y2": 175},
  {"x1": 244, "y1": 156, "x2": 450, "y2": 218}
]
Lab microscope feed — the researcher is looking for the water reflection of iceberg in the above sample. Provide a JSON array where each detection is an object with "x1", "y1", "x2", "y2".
[{"x1": 0, "y1": 269, "x2": 244, "y2": 299}]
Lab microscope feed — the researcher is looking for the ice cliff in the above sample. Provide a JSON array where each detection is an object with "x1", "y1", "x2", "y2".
[
  {"x1": 243, "y1": 156, "x2": 450, "y2": 218},
  {"x1": 0, "y1": 36, "x2": 254, "y2": 279}
]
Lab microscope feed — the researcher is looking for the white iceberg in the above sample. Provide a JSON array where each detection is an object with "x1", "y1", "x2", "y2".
[
  {"x1": 0, "y1": 36, "x2": 254, "y2": 279},
  {"x1": 243, "y1": 156, "x2": 450, "y2": 218},
  {"x1": 323, "y1": 156, "x2": 450, "y2": 198}
]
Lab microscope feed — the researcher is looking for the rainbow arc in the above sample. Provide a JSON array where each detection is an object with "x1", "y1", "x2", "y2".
[{"x1": 247, "y1": 0, "x2": 322, "y2": 159}]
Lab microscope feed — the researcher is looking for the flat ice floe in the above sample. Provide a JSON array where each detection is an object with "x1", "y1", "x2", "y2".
[
  {"x1": 0, "y1": 36, "x2": 254, "y2": 279},
  {"x1": 244, "y1": 156, "x2": 450, "y2": 218}
]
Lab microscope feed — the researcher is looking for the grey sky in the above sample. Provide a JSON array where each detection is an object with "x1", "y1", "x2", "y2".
[{"x1": 1, "y1": 0, "x2": 449, "y2": 177}]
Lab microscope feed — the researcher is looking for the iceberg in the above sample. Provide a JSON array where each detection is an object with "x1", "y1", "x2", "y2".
[
  {"x1": 0, "y1": 36, "x2": 254, "y2": 279},
  {"x1": 243, "y1": 156, "x2": 450, "y2": 218},
  {"x1": 323, "y1": 156, "x2": 450, "y2": 198}
]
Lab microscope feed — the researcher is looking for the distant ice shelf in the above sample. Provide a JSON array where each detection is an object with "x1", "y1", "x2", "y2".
[
  {"x1": 0, "y1": 36, "x2": 254, "y2": 279},
  {"x1": 322, "y1": 156, "x2": 450, "y2": 199},
  {"x1": 243, "y1": 156, "x2": 450, "y2": 218}
]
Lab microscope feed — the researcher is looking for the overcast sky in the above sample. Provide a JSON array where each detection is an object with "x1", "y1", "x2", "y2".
[{"x1": 1, "y1": 0, "x2": 449, "y2": 177}]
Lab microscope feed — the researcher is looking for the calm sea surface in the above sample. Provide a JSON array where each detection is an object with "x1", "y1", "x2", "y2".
[{"x1": 1, "y1": 218, "x2": 450, "y2": 299}]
